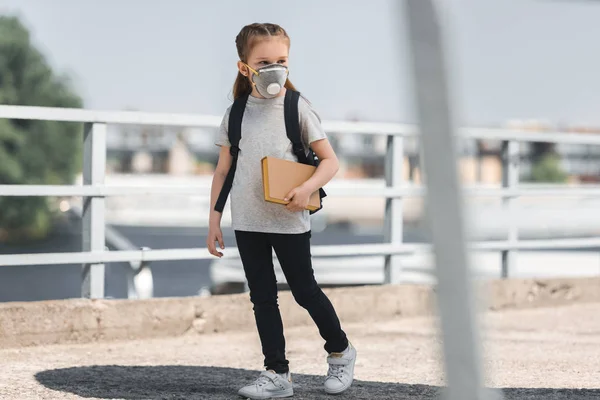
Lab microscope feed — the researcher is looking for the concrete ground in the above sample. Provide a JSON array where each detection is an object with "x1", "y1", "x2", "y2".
[{"x1": 2, "y1": 302, "x2": 600, "y2": 399}]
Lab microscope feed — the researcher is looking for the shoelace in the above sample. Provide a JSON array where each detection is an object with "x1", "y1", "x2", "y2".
[
  {"x1": 254, "y1": 375, "x2": 273, "y2": 387},
  {"x1": 327, "y1": 364, "x2": 345, "y2": 380}
]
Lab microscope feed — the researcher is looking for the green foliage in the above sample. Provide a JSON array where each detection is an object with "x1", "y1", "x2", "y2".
[
  {"x1": 0, "y1": 16, "x2": 83, "y2": 242},
  {"x1": 529, "y1": 153, "x2": 568, "y2": 183}
]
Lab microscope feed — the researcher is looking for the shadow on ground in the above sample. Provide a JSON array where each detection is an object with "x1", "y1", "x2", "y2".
[{"x1": 35, "y1": 365, "x2": 600, "y2": 399}]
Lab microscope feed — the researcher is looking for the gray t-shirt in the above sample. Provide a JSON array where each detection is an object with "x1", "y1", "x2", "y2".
[{"x1": 215, "y1": 94, "x2": 327, "y2": 234}]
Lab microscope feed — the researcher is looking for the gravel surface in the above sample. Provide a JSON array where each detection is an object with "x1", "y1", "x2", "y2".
[{"x1": 2, "y1": 303, "x2": 600, "y2": 399}]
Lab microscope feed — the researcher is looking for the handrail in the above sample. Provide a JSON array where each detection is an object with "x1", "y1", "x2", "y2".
[
  {"x1": 4, "y1": 183, "x2": 600, "y2": 198},
  {"x1": 2, "y1": 104, "x2": 600, "y2": 144},
  {"x1": 0, "y1": 105, "x2": 223, "y2": 127},
  {"x1": 2, "y1": 237, "x2": 600, "y2": 267},
  {"x1": 1, "y1": 103, "x2": 600, "y2": 297}
]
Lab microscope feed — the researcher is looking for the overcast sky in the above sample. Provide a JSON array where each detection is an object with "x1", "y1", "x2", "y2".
[{"x1": 0, "y1": 0, "x2": 599, "y2": 126}]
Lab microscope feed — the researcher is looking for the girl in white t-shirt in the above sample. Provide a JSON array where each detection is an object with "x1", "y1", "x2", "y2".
[{"x1": 206, "y1": 23, "x2": 357, "y2": 399}]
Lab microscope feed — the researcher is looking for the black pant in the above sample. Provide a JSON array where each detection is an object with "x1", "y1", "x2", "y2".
[{"x1": 235, "y1": 230, "x2": 349, "y2": 374}]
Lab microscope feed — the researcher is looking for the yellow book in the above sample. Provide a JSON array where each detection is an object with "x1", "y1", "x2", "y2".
[{"x1": 261, "y1": 156, "x2": 320, "y2": 211}]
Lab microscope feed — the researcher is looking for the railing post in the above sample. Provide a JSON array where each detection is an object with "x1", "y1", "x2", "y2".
[
  {"x1": 82, "y1": 122, "x2": 107, "y2": 298},
  {"x1": 134, "y1": 247, "x2": 154, "y2": 299},
  {"x1": 501, "y1": 140, "x2": 519, "y2": 278},
  {"x1": 384, "y1": 135, "x2": 404, "y2": 284}
]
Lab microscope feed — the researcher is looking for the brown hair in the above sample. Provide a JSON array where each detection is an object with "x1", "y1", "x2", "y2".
[{"x1": 233, "y1": 23, "x2": 297, "y2": 99}]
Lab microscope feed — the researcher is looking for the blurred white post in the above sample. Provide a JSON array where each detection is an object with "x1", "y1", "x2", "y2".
[
  {"x1": 501, "y1": 140, "x2": 519, "y2": 278},
  {"x1": 82, "y1": 122, "x2": 106, "y2": 298},
  {"x1": 404, "y1": 1, "x2": 494, "y2": 399},
  {"x1": 384, "y1": 135, "x2": 404, "y2": 284},
  {"x1": 133, "y1": 247, "x2": 154, "y2": 299}
]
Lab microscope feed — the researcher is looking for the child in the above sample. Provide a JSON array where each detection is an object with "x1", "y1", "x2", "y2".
[{"x1": 206, "y1": 23, "x2": 357, "y2": 399}]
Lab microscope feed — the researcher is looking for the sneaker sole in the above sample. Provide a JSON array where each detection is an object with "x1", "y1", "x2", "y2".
[
  {"x1": 325, "y1": 384, "x2": 352, "y2": 395},
  {"x1": 324, "y1": 348, "x2": 357, "y2": 395},
  {"x1": 238, "y1": 388, "x2": 294, "y2": 399}
]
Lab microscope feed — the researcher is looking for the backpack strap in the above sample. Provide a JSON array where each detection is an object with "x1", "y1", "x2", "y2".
[
  {"x1": 284, "y1": 89, "x2": 310, "y2": 165},
  {"x1": 284, "y1": 89, "x2": 326, "y2": 214},
  {"x1": 214, "y1": 94, "x2": 249, "y2": 213}
]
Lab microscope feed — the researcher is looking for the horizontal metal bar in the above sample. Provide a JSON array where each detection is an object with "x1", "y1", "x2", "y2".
[
  {"x1": 2, "y1": 105, "x2": 600, "y2": 144},
  {"x1": 467, "y1": 187, "x2": 600, "y2": 198},
  {"x1": 3, "y1": 184, "x2": 600, "y2": 199},
  {"x1": 1, "y1": 238, "x2": 600, "y2": 267},
  {"x1": 0, "y1": 250, "x2": 143, "y2": 267},
  {"x1": 472, "y1": 237, "x2": 600, "y2": 250},
  {"x1": 459, "y1": 127, "x2": 600, "y2": 146},
  {"x1": 322, "y1": 120, "x2": 416, "y2": 136},
  {"x1": 330, "y1": 185, "x2": 600, "y2": 198},
  {"x1": 312, "y1": 243, "x2": 422, "y2": 257},
  {"x1": 0, "y1": 185, "x2": 211, "y2": 197},
  {"x1": 140, "y1": 248, "x2": 233, "y2": 262},
  {"x1": 0, "y1": 105, "x2": 223, "y2": 128},
  {"x1": 0, "y1": 105, "x2": 412, "y2": 136},
  {"x1": 0, "y1": 244, "x2": 416, "y2": 267},
  {"x1": 326, "y1": 186, "x2": 422, "y2": 198}
]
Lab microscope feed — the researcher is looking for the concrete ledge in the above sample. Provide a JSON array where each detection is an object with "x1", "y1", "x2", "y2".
[
  {"x1": 1, "y1": 277, "x2": 599, "y2": 349},
  {"x1": 482, "y1": 276, "x2": 600, "y2": 310}
]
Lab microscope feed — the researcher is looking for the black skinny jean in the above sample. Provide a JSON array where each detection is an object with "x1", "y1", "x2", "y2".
[{"x1": 235, "y1": 230, "x2": 349, "y2": 374}]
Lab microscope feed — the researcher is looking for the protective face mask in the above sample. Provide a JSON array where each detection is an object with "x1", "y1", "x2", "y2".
[{"x1": 246, "y1": 63, "x2": 289, "y2": 98}]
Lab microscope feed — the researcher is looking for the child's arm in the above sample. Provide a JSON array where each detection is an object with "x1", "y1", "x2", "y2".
[
  {"x1": 284, "y1": 138, "x2": 339, "y2": 212},
  {"x1": 300, "y1": 138, "x2": 339, "y2": 194},
  {"x1": 206, "y1": 146, "x2": 232, "y2": 257}
]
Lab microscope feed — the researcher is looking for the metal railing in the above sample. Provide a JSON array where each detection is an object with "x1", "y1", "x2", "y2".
[{"x1": 1, "y1": 105, "x2": 600, "y2": 298}]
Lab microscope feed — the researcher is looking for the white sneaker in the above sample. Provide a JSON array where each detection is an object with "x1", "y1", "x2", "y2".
[
  {"x1": 324, "y1": 342, "x2": 357, "y2": 395},
  {"x1": 238, "y1": 370, "x2": 294, "y2": 399}
]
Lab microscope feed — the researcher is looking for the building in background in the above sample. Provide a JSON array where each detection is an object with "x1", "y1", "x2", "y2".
[
  {"x1": 106, "y1": 124, "x2": 219, "y2": 175},
  {"x1": 103, "y1": 115, "x2": 600, "y2": 184}
]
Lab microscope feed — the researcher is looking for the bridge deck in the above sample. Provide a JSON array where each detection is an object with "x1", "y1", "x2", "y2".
[{"x1": 1, "y1": 302, "x2": 599, "y2": 399}]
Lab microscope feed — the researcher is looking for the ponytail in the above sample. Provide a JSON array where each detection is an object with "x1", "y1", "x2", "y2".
[
  {"x1": 233, "y1": 71, "x2": 253, "y2": 99},
  {"x1": 284, "y1": 78, "x2": 297, "y2": 92}
]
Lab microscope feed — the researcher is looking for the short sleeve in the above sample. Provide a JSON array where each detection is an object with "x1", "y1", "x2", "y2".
[
  {"x1": 298, "y1": 96, "x2": 327, "y2": 148},
  {"x1": 215, "y1": 106, "x2": 232, "y2": 147}
]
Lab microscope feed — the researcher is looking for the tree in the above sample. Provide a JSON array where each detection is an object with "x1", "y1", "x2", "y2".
[
  {"x1": 529, "y1": 153, "x2": 568, "y2": 183},
  {"x1": 0, "y1": 16, "x2": 83, "y2": 243},
  {"x1": 527, "y1": 141, "x2": 567, "y2": 183}
]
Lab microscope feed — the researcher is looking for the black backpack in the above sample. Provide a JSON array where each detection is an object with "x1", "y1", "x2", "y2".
[{"x1": 214, "y1": 89, "x2": 326, "y2": 215}]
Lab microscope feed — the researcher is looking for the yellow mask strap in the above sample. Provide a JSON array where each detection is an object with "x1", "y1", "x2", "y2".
[{"x1": 243, "y1": 63, "x2": 259, "y2": 76}]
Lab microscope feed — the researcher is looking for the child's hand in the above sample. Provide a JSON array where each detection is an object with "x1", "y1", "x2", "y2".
[
  {"x1": 284, "y1": 185, "x2": 312, "y2": 212},
  {"x1": 206, "y1": 224, "x2": 224, "y2": 258}
]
